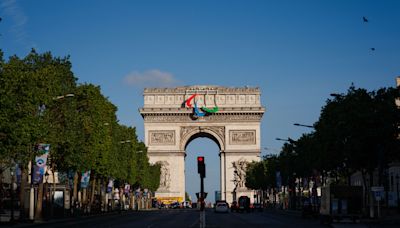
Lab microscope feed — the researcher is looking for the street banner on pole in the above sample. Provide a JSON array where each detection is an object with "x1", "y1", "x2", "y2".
[
  {"x1": 80, "y1": 170, "x2": 91, "y2": 188},
  {"x1": 35, "y1": 144, "x2": 50, "y2": 175},
  {"x1": 107, "y1": 179, "x2": 114, "y2": 193},
  {"x1": 276, "y1": 171, "x2": 282, "y2": 189},
  {"x1": 124, "y1": 184, "x2": 130, "y2": 194},
  {"x1": 33, "y1": 144, "x2": 50, "y2": 184}
]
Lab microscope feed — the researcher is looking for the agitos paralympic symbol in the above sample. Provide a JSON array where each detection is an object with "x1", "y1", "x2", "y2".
[{"x1": 185, "y1": 94, "x2": 219, "y2": 117}]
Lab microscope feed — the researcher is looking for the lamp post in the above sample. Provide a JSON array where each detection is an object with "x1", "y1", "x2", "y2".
[
  {"x1": 396, "y1": 174, "x2": 400, "y2": 210},
  {"x1": 330, "y1": 93, "x2": 343, "y2": 98},
  {"x1": 29, "y1": 154, "x2": 35, "y2": 221},
  {"x1": 10, "y1": 165, "x2": 15, "y2": 223},
  {"x1": 293, "y1": 123, "x2": 314, "y2": 129},
  {"x1": 44, "y1": 171, "x2": 49, "y2": 219},
  {"x1": 292, "y1": 172, "x2": 297, "y2": 210},
  {"x1": 276, "y1": 137, "x2": 296, "y2": 144}
]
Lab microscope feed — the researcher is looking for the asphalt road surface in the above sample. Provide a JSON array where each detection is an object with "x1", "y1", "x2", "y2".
[{"x1": 12, "y1": 209, "x2": 399, "y2": 228}]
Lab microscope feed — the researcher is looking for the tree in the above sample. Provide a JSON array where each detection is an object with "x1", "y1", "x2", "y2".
[
  {"x1": 0, "y1": 49, "x2": 161, "y2": 217},
  {"x1": 314, "y1": 85, "x2": 400, "y2": 207},
  {"x1": 0, "y1": 49, "x2": 77, "y2": 219}
]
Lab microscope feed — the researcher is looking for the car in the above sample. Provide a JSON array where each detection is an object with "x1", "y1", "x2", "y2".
[
  {"x1": 170, "y1": 202, "x2": 181, "y2": 209},
  {"x1": 230, "y1": 201, "x2": 238, "y2": 212},
  {"x1": 214, "y1": 201, "x2": 229, "y2": 213},
  {"x1": 182, "y1": 201, "x2": 191, "y2": 208}
]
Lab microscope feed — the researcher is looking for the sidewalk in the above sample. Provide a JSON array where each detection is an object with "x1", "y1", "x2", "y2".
[
  {"x1": 361, "y1": 214, "x2": 400, "y2": 226},
  {"x1": 268, "y1": 207, "x2": 400, "y2": 226},
  {"x1": 0, "y1": 209, "x2": 20, "y2": 223}
]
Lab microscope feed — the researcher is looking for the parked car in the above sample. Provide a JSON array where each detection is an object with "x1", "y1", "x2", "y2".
[
  {"x1": 158, "y1": 202, "x2": 166, "y2": 209},
  {"x1": 230, "y1": 201, "x2": 238, "y2": 212},
  {"x1": 182, "y1": 201, "x2": 191, "y2": 208},
  {"x1": 214, "y1": 201, "x2": 229, "y2": 213},
  {"x1": 170, "y1": 202, "x2": 180, "y2": 209}
]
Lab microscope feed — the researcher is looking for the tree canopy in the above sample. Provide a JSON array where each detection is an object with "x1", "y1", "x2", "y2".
[
  {"x1": 0, "y1": 49, "x2": 159, "y2": 190},
  {"x1": 246, "y1": 84, "x2": 400, "y2": 190}
]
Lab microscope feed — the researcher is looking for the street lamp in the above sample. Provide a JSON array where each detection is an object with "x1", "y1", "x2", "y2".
[
  {"x1": 44, "y1": 171, "x2": 49, "y2": 219},
  {"x1": 293, "y1": 123, "x2": 314, "y2": 129},
  {"x1": 276, "y1": 137, "x2": 296, "y2": 144},
  {"x1": 292, "y1": 172, "x2": 297, "y2": 210},
  {"x1": 276, "y1": 137, "x2": 289, "y2": 142},
  {"x1": 10, "y1": 165, "x2": 15, "y2": 223},
  {"x1": 396, "y1": 174, "x2": 400, "y2": 210},
  {"x1": 330, "y1": 93, "x2": 343, "y2": 98},
  {"x1": 53, "y1": 93, "x2": 75, "y2": 100}
]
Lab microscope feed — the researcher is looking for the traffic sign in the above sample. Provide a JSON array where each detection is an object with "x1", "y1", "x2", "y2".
[
  {"x1": 371, "y1": 186, "x2": 384, "y2": 192},
  {"x1": 371, "y1": 186, "x2": 384, "y2": 201}
]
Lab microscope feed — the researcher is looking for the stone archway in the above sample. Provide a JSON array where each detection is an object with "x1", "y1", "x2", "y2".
[{"x1": 139, "y1": 85, "x2": 265, "y2": 204}]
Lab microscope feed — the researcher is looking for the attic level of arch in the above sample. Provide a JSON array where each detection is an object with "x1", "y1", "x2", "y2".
[{"x1": 140, "y1": 111, "x2": 264, "y2": 123}]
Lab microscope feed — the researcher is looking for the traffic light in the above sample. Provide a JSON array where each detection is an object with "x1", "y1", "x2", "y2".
[{"x1": 197, "y1": 156, "x2": 205, "y2": 178}]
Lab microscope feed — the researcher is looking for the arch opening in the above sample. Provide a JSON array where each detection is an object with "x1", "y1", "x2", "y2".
[
  {"x1": 184, "y1": 132, "x2": 222, "y2": 152},
  {"x1": 185, "y1": 136, "x2": 221, "y2": 204}
]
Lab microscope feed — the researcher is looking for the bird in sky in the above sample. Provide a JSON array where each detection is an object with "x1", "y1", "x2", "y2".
[
  {"x1": 363, "y1": 17, "x2": 369, "y2": 23},
  {"x1": 370, "y1": 48, "x2": 375, "y2": 51}
]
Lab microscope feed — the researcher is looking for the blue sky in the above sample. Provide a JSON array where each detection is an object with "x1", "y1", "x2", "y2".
[{"x1": 1, "y1": 0, "x2": 399, "y2": 203}]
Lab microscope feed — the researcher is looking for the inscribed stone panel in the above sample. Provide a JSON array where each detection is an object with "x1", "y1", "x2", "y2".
[
  {"x1": 149, "y1": 130, "x2": 175, "y2": 145},
  {"x1": 229, "y1": 130, "x2": 256, "y2": 145}
]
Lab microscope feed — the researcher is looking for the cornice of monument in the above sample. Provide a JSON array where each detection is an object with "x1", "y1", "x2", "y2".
[
  {"x1": 139, "y1": 107, "x2": 266, "y2": 114},
  {"x1": 143, "y1": 85, "x2": 261, "y2": 94}
]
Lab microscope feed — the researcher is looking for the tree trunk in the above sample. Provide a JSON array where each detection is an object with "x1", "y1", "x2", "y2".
[
  {"x1": 51, "y1": 164, "x2": 56, "y2": 218},
  {"x1": 19, "y1": 165, "x2": 27, "y2": 220},
  {"x1": 0, "y1": 170, "x2": 4, "y2": 214},
  {"x1": 369, "y1": 171, "x2": 374, "y2": 218},
  {"x1": 82, "y1": 188, "x2": 87, "y2": 213},
  {"x1": 73, "y1": 172, "x2": 79, "y2": 207},
  {"x1": 89, "y1": 176, "x2": 96, "y2": 210},
  {"x1": 34, "y1": 182, "x2": 44, "y2": 220}
]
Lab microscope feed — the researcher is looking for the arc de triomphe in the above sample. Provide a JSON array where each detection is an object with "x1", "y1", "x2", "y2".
[{"x1": 139, "y1": 85, "x2": 265, "y2": 204}]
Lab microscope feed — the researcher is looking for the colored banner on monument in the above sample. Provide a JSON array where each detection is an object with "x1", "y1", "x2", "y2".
[{"x1": 80, "y1": 170, "x2": 91, "y2": 188}]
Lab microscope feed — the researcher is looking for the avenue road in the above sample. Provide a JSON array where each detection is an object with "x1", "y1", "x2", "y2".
[{"x1": 14, "y1": 209, "x2": 398, "y2": 228}]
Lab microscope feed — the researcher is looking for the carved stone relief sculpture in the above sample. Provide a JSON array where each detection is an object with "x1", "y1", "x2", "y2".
[
  {"x1": 157, "y1": 161, "x2": 171, "y2": 191},
  {"x1": 232, "y1": 158, "x2": 248, "y2": 190}
]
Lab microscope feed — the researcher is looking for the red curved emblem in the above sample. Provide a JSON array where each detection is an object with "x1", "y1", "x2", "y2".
[{"x1": 185, "y1": 94, "x2": 197, "y2": 108}]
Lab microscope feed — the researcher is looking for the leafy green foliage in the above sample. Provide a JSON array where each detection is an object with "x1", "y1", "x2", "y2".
[
  {"x1": 246, "y1": 84, "x2": 399, "y2": 189},
  {"x1": 0, "y1": 49, "x2": 159, "y2": 190}
]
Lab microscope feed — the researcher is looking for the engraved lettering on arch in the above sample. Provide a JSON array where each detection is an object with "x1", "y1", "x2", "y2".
[
  {"x1": 149, "y1": 130, "x2": 175, "y2": 145},
  {"x1": 229, "y1": 130, "x2": 256, "y2": 145}
]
